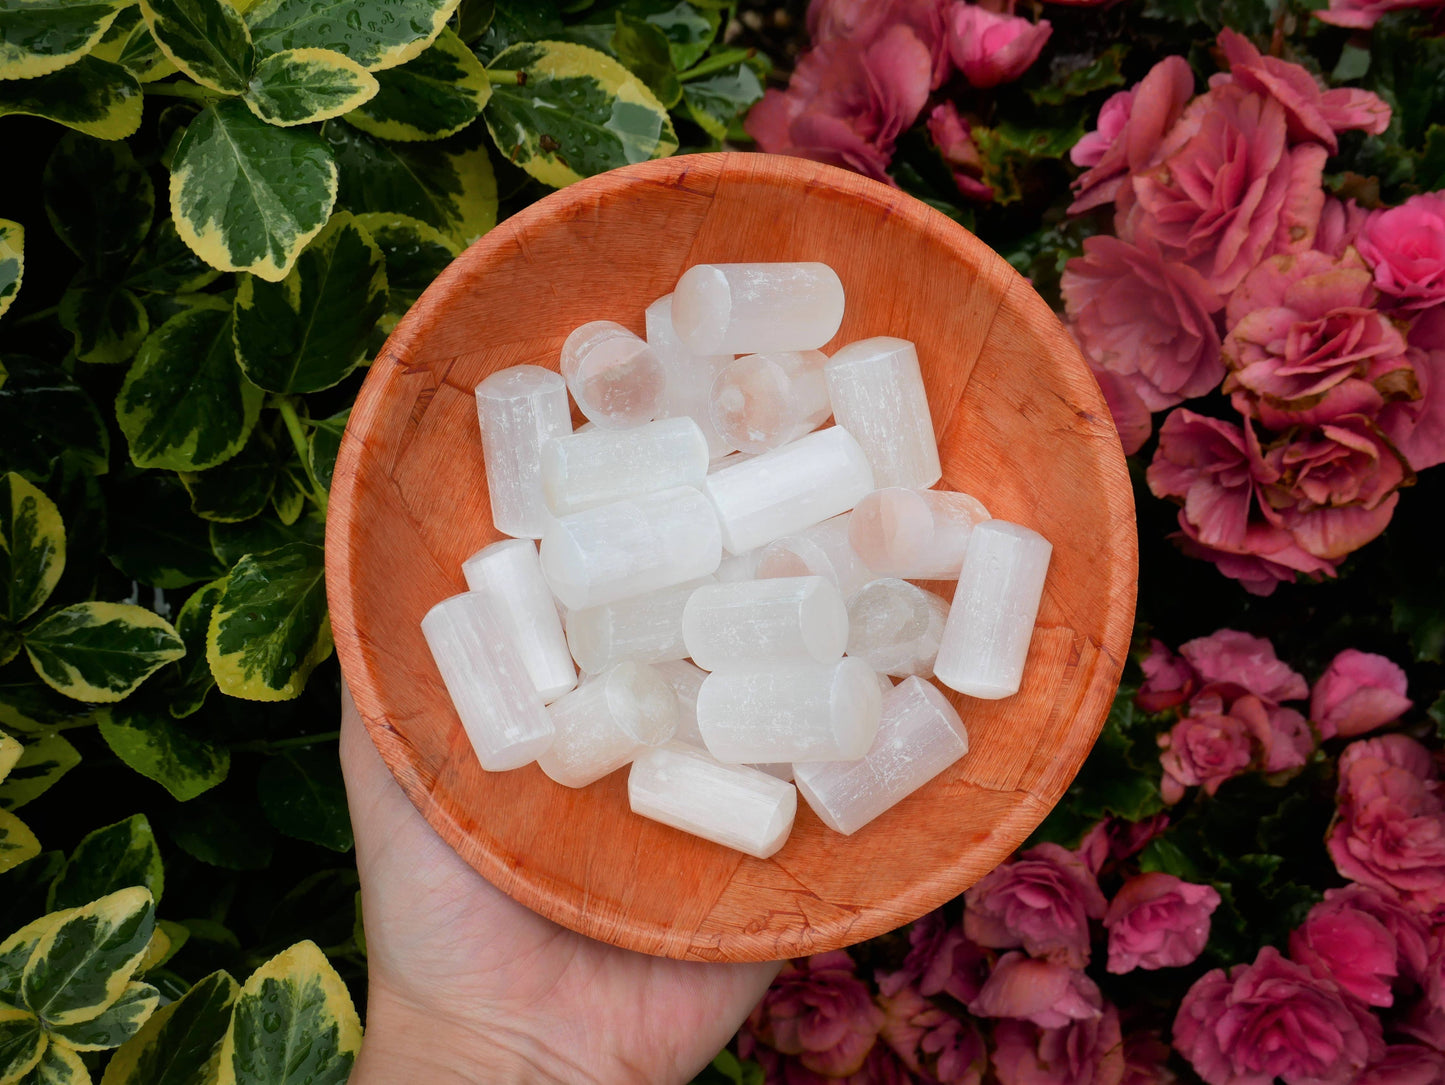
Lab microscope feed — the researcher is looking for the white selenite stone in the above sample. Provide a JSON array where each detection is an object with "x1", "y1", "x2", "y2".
[
  {"x1": 629, "y1": 744, "x2": 797, "y2": 859},
  {"x1": 824, "y1": 338, "x2": 941, "y2": 489},
  {"x1": 846, "y1": 578, "x2": 950, "y2": 678},
  {"x1": 709, "y1": 350, "x2": 831, "y2": 454},
  {"x1": 697, "y1": 657, "x2": 881, "y2": 763},
  {"x1": 420, "y1": 592, "x2": 555, "y2": 771},
  {"x1": 539, "y1": 485, "x2": 722, "y2": 610},
  {"x1": 672, "y1": 262, "x2": 845, "y2": 356},
  {"x1": 683, "y1": 576, "x2": 848, "y2": 670},
  {"x1": 474, "y1": 366, "x2": 572, "y2": 539},
  {"x1": 715, "y1": 549, "x2": 761, "y2": 583},
  {"x1": 794, "y1": 676, "x2": 968, "y2": 835},
  {"x1": 461, "y1": 540, "x2": 577, "y2": 702},
  {"x1": 652, "y1": 659, "x2": 708, "y2": 747},
  {"x1": 541, "y1": 417, "x2": 709, "y2": 516},
  {"x1": 703, "y1": 426, "x2": 874, "y2": 555},
  {"x1": 752, "y1": 763, "x2": 795, "y2": 782},
  {"x1": 934, "y1": 520, "x2": 1053, "y2": 699},
  {"x1": 565, "y1": 576, "x2": 714, "y2": 675},
  {"x1": 537, "y1": 661, "x2": 679, "y2": 788},
  {"x1": 756, "y1": 514, "x2": 872, "y2": 598},
  {"x1": 560, "y1": 320, "x2": 667, "y2": 429},
  {"x1": 849, "y1": 488, "x2": 991, "y2": 580},
  {"x1": 645, "y1": 294, "x2": 736, "y2": 459}
]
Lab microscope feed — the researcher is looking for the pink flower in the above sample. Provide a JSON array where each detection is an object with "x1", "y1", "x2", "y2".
[
  {"x1": 947, "y1": 5, "x2": 1051, "y2": 90},
  {"x1": 745, "y1": 25, "x2": 932, "y2": 184},
  {"x1": 1316, "y1": 0, "x2": 1445, "y2": 29},
  {"x1": 1122, "y1": 1030, "x2": 1177, "y2": 1085},
  {"x1": 1357, "y1": 194, "x2": 1445, "y2": 312},
  {"x1": 1311, "y1": 649, "x2": 1412, "y2": 740},
  {"x1": 1070, "y1": 56, "x2": 1195, "y2": 215},
  {"x1": 1072, "y1": 89, "x2": 1135, "y2": 168},
  {"x1": 1103, "y1": 872, "x2": 1221, "y2": 973},
  {"x1": 964, "y1": 843, "x2": 1108, "y2": 967},
  {"x1": 1322, "y1": 884, "x2": 1431, "y2": 982},
  {"x1": 1289, "y1": 884, "x2": 1429, "y2": 1007},
  {"x1": 927, "y1": 102, "x2": 993, "y2": 201},
  {"x1": 742, "y1": 951, "x2": 884, "y2": 1077},
  {"x1": 876, "y1": 910, "x2": 990, "y2": 1004},
  {"x1": 1061, "y1": 235, "x2": 1224, "y2": 412},
  {"x1": 994, "y1": 1005, "x2": 1126, "y2": 1085},
  {"x1": 1077, "y1": 814, "x2": 1171, "y2": 875},
  {"x1": 878, "y1": 985, "x2": 987, "y2": 1085},
  {"x1": 1082, "y1": 353, "x2": 1154, "y2": 456},
  {"x1": 969, "y1": 953, "x2": 1104, "y2": 1027},
  {"x1": 1137, "y1": 640, "x2": 1198, "y2": 713},
  {"x1": 1173, "y1": 946, "x2": 1383, "y2": 1085},
  {"x1": 1178, "y1": 629, "x2": 1308, "y2": 704},
  {"x1": 807, "y1": 0, "x2": 954, "y2": 88},
  {"x1": 1316, "y1": 198, "x2": 1369, "y2": 259},
  {"x1": 1157, "y1": 690, "x2": 1308, "y2": 801},
  {"x1": 753, "y1": 1044, "x2": 917, "y2": 1085},
  {"x1": 1382, "y1": 310, "x2": 1445, "y2": 471},
  {"x1": 1357, "y1": 1046, "x2": 1445, "y2": 1085}
]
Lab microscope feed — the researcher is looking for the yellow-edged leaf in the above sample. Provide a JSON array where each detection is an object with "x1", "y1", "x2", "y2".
[
  {"x1": 138, "y1": 0, "x2": 253, "y2": 94},
  {"x1": 0, "y1": 0, "x2": 126, "y2": 80},
  {"x1": 23, "y1": 603, "x2": 185, "y2": 705},
  {"x1": 0, "y1": 912, "x2": 73, "y2": 1005},
  {"x1": 0, "y1": 219, "x2": 22, "y2": 320},
  {"x1": 0, "y1": 55, "x2": 141, "y2": 140},
  {"x1": 99, "y1": 970, "x2": 237, "y2": 1085},
  {"x1": 0, "y1": 810, "x2": 40, "y2": 875},
  {"x1": 15, "y1": 1040, "x2": 89, "y2": 1084},
  {"x1": 246, "y1": 0, "x2": 460, "y2": 72},
  {"x1": 0, "y1": 735, "x2": 81, "y2": 813},
  {"x1": 0, "y1": 734, "x2": 19, "y2": 783},
  {"x1": 0, "y1": 1005, "x2": 45, "y2": 1084},
  {"x1": 47, "y1": 981, "x2": 158, "y2": 1052},
  {"x1": 244, "y1": 47, "x2": 377, "y2": 127},
  {"x1": 343, "y1": 27, "x2": 488, "y2": 142},
  {"x1": 0, "y1": 472, "x2": 65, "y2": 625},
  {"x1": 21, "y1": 888, "x2": 155, "y2": 1029}
]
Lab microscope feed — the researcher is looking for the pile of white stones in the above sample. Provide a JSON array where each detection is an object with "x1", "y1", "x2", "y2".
[{"x1": 422, "y1": 262, "x2": 1052, "y2": 859}]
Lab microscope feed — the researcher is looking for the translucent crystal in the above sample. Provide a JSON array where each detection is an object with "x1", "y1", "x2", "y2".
[
  {"x1": 683, "y1": 576, "x2": 848, "y2": 671},
  {"x1": 935, "y1": 520, "x2": 1053, "y2": 699},
  {"x1": 539, "y1": 485, "x2": 722, "y2": 610},
  {"x1": 560, "y1": 320, "x2": 666, "y2": 429},
  {"x1": 697, "y1": 658, "x2": 881, "y2": 763},
  {"x1": 420, "y1": 592, "x2": 555, "y2": 771},
  {"x1": 794, "y1": 677, "x2": 968, "y2": 835},
  {"x1": 461, "y1": 540, "x2": 576, "y2": 702},
  {"x1": 541, "y1": 417, "x2": 710, "y2": 516},
  {"x1": 824, "y1": 337, "x2": 941, "y2": 489},
  {"x1": 629, "y1": 744, "x2": 797, "y2": 859},
  {"x1": 672, "y1": 262, "x2": 845, "y2": 356},
  {"x1": 537, "y1": 661, "x2": 679, "y2": 788},
  {"x1": 651, "y1": 659, "x2": 708, "y2": 747},
  {"x1": 752, "y1": 763, "x2": 795, "y2": 782},
  {"x1": 846, "y1": 578, "x2": 949, "y2": 678},
  {"x1": 703, "y1": 426, "x2": 874, "y2": 555},
  {"x1": 474, "y1": 366, "x2": 572, "y2": 538},
  {"x1": 565, "y1": 576, "x2": 714, "y2": 675},
  {"x1": 756, "y1": 514, "x2": 872, "y2": 598},
  {"x1": 715, "y1": 549, "x2": 761, "y2": 583},
  {"x1": 645, "y1": 294, "x2": 735, "y2": 459},
  {"x1": 709, "y1": 350, "x2": 831, "y2": 454},
  {"x1": 849, "y1": 488, "x2": 991, "y2": 579}
]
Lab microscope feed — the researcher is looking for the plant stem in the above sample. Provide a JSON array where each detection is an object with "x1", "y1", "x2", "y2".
[
  {"x1": 275, "y1": 396, "x2": 330, "y2": 515},
  {"x1": 678, "y1": 48, "x2": 754, "y2": 82},
  {"x1": 11, "y1": 304, "x2": 58, "y2": 327},
  {"x1": 230, "y1": 730, "x2": 342, "y2": 755},
  {"x1": 485, "y1": 68, "x2": 524, "y2": 85},
  {"x1": 144, "y1": 81, "x2": 215, "y2": 101}
]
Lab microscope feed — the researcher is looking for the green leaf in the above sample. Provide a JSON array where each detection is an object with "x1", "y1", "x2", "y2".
[
  {"x1": 0, "y1": 853, "x2": 64, "y2": 936},
  {"x1": 44, "y1": 132, "x2": 155, "y2": 275},
  {"x1": 47, "y1": 981, "x2": 157, "y2": 1052},
  {"x1": 207, "y1": 542, "x2": 330, "y2": 701},
  {"x1": 214, "y1": 941, "x2": 359, "y2": 1085},
  {"x1": 116, "y1": 307, "x2": 264, "y2": 472},
  {"x1": 170, "y1": 100, "x2": 338, "y2": 282},
  {"x1": 692, "y1": 1050, "x2": 765, "y2": 1085},
  {"x1": 0, "y1": 0, "x2": 126, "y2": 79},
  {"x1": 268, "y1": 460, "x2": 307, "y2": 525},
  {"x1": 0, "y1": 219, "x2": 23, "y2": 322},
  {"x1": 680, "y1": 61, "x2": 761, "y2": 142},
  {"x1": 24, "y1": 602, "x2": 185, "y2": 704},
  {"x1": 166, "y1": 578, "x2": 226, "y2": 718},
  {"x1": 0, "y1": 55, "x2": 141, "y2": 140},
  {"x1": 0, "y1": 809, "x2": 41, "y2": 875},
  {"x1": 167, "y1": 792, "x2": 273, "y2": 870},
  {"x1": 1026, "y1": 44, "x2": 1127, "y2": 107},
  {"x1": 474, "y1": 0, "x2": 560, "y2": 61},
  {"x1": 0, "y1": 668, "x2": 96, "y2": 735},
  {"x1": 1137, "y1": 835, "x2": 1205, "y2": 881},
  {"x1": 48, "y1": 815, "x2": 165, "y2": 912},
  {"x1": 139, "y1": 0, "x2": 254, "y2": 92},
  {"x1": 1333, "y1": 42, "x2": 1371, "y2": 82},
  {"x1": 179, "y1": 431, "x2": 279, "y2": 525},
  {"x1": 0, "y1": 357, "x2": 108, "y2": 481},
  {"x1": 640, "y1": 1, "x2": 718, "y2": 71},
  {"x1": 0, "y1": 733, "x2": 17, "y2": 782},
  {"x1": 22, "y1": 887, "x2": 155, "y2": 1028},
  {"x1": 0, "y1": 734, "x2": 80, "y2": 812},
  {"x1": 455, "y1": 0, "x2": 494, "y2": 43},
  {"x1": 257, "y1": 749, "x2": 353, "y2": 851},
  {"x1": 484, "y1": 40, "x2": 678, "y2": 188},
  {"x1": 124, "y1": 220, "x2": 223, "y2": 296},
  {"x1": 244, "y1": 46, "x2": 378, "y2": 126},
  {"x1": 208, "y1": 510, "x2": 323, "y2": 567},
  {"x1": 58, "y1": 282, "x2": 149, "y2": 366},
  {"x1": 0, "y1": 1005, "x2": 45, "y2": 1084},
  {"x1": 350, "y1": 213, "x2": 455, "y2": 333},
  {"x1": 98, "y1": 706, "x2": 230, "y2": 801},
  {"x1": 612, "y1": 12, "x2": 679, "y2": 108},
  {"x1": 90, "y1": 5, "x2": 176, "y2": 82},
  {"x1": 306, "y1": 408, "x2": 350, "y2": 491},
  {"x1": 1, "y1": 473, "x2": 65, "y2": 625},
  {"x1": 107, "y1": 474, "x2": 227, "y2": 590},
  {"x1": 99, "y1": 970, "x2": 238, "y2": 1085},
  {"x1": 232, "y1": 211, "x2": 388, "y2": 394},
  {"x1": 16, "y1": 1040, "x2": 89, "y2": 1084},
  {"x1": 246, "y1": 0, "x2": 461, "y2": 71},
  {"x1": 973, "y1": 119, "x2": 1086, "y2": 205},
  {"x1": 0, "y1": 914, "x2": 68, "y2": 1005},
  {"x1": 344, "y1": 27, "x2": 489, "y2": 141}
]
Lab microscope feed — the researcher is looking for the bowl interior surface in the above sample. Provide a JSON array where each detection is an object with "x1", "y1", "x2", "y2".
[{"x1": 326, "y1": 152, "x2": 1137, "y2": 962}]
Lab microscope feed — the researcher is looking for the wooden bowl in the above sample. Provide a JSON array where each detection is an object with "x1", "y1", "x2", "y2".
[{"x1": 327, "y1": 152, "x2": 1137, "y2": 963}]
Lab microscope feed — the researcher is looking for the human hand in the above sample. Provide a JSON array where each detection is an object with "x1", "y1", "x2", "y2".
[{"x1": 340, "y1": 685, "x2": 782, "y2": 1084}]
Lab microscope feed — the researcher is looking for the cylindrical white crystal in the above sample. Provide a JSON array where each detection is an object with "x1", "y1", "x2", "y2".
[
  {"x1": 420, "y1": 592, "x2": 555, "y2": 771},
  {"x1": 935, "y1": 520, "x2": 1053, "y2": 699},
  {"x1": 565, "y1": 576, "x2": 713, "y2": 675},
  {"x1": 849, "y1": 488, "x2": 991, "y2": 579},
  {"x1": 651, "y1": 658, "x2": 708, "y2": 747},
  {"x1": 696, "y1": 658, "x2": 881, "y2": 763},
  {"x1": 709, "y1": 350, "x2": 831, "y2": 454},
  {"x1": 846, "y1": 578, "x2": 949, "y2": 678},
  {"x1": 702, "y1": 426, "x2": 874, "y2": 555},
  {"x1": 559, "y1": 320, "x2": 666, "y2": 429},
  {"x1": 824, "y1": 338, "x2": 941, "y2": 489},
  {"x1": 537, "y1": 661, "x2": 679, "y2": 788},
  {"x1": 461, "y1": 540, "x2": 576, "y2": 702},
  {"x1": 672, "y1": 262, "x2": 845, "y2": 356},
  {"x1": 474, "y1": 366, "x2": 572, "y2": 538},
  {"x1": 645, "y1": 294, "x2": 736, "y2": 460},
  {"x1": 628, "y1": 744, "x2": 797, "y2": 859},
  {"x1": 752, "y1": 763, "x2": 795, "y2": 782},
  {"x1": 683, "y1": 576, "x2": 848, "y2": 671},
  {"x1": 539, "y1": 485, "x2": 722, "y2": 610},
  {"x1": 756, "y1": 514, "x2": 872, "y2": 598},
  {"x1": 541, "y1": 417, "x2": 710, "y2": 516},
  {"x1": 715, "y1": 549, "x2": 760, "y2": 583},
  {"x1": 794, "y1": 677, "x2": 968, "y2": 835}
]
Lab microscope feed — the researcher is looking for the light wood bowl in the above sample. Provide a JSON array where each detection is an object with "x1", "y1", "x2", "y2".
[{"x1": 327, "y1": 152, "x2": 1137, "y2": 963}]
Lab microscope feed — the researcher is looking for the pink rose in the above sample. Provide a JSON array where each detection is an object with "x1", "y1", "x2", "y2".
[
  {"x1": 1381, "y1": 309, "x2": 1445, "y2": 470},
  {"x1": 1077, "y1": 814, "x2": 1171, "y2": 875},
  {"x1": 1137, "y1": 640, "x2": 1198, "y2": 713},
  {"x1": 807, "y1": 0, "x2": 954, "y2": 88},
  {"x1": 1178, "y1": 629, "x2": 1308, "y2": 704},
  {"x1": 1311, "y1": 649, "x2": 1412, "y2": 740},
  {"x1": 1122, "y1": 1030, "x2": 1177, "y2": 1085},
  {"x1": 947, "y1": 5, "x2": 1051, "y2": 90},
  {"x1": 876, "y1": 910, "x2": 989, "y2": 1004},
  {"x1": 1084, "y1": 354, "x2": 1154, "y2": 456},
  {"x1": 994, "y1": 1005, "x2": 1126, "y2": 1085},
  {"x1": 1061, "y1": 235, "x2": 1224, "y2": 412},
  {"x1": 927, "y1": 102, "x2": 993, "y2": 201},
  {"x1": 1072, "y1": 89, "x2": 1135, "y2": 168},
  {"x1": 743, "y1": 950, "x2": 884, "y2": 1077},
  {"x1": 1316, "y1": 197, "x2": 1370, "y2": 259},
  {"x1": 1103, "y1": 872, "x2": 1221, "y2": 973},
  {"x1": 1316, "y1": 0, "x2": 1445, "y2": 29},
  {"x1": 968, "y1": 953, "x2": 1104, "y2": 1027},
  {"x1": 1358, "y1": 1046, "x2": 1445, "y2": 1085},
  {"x1": 964, "y1": 843, "x2": 1108, "y2": 967},
  {"x1": 878, "y1": 985, "x2": 986, "y2": 1085},
  {"x1": 1357, "y1": 194, "x2": 1445, "y2": 312}
]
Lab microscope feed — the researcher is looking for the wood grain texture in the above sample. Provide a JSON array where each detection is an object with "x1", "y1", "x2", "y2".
[{"x1": 325, "y1": 152, "x2": 1138, "y2": 962}]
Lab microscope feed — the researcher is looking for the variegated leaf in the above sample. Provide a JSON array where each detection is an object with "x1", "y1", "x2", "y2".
[
  {"x1": 21, "y1": 888, "x2": 155, "y2": 1028},
  {"x1": 97, "y1": 705, "x2": 230, "y2": 800},
  {"x1": 348, "y1": 213, "x2": 455, "y2": 333},
  {"x1": 0, "y1": 734, "x2": 18, "y2": 782},
  {"x1": 14, "y1": 1038, "x2": 88, "y2": 1084},
  {"x1": 0, "y1": 0, "x2": 126, "y2": 80},
  {"x1": 44, "y1": 133, "x2": 154, "y2": 275},
  {"x1": 1, "y1": 472, "x2": 65, "y2": 625},
  {"x1": 0, "y1": 1005, "x2": 45, "y2": 1084},
  {"x1": 0, "y1": 219, "x2": 22, "y2": 321},
  {"x1": 244, "y1": 47, "x2": 377, "y2": 126},
  {"x1": 0, "y1": 809, "x2": 41, "y2": 875},
  {"x1": 47, "y1": 982, "x2": 158, "y2": 1052},
  {"x1": 343, "y1": 27, "x2": 488, "y2": 141},
  {"x1": 23, "y1": 603, "x2": 185, "y2": 704},
  {"x1": 98, "y1": 970, "x2": 237, "y2": 1085},
  {"x1": 0, "y1": 56, "x2": 140, "y2": 140},
  {"x1": 138, "y1": 0, "x2": 253, "y2": 93},
  {"x1": 89, "y1": 6, "x2": 175, "y2": 82},
  {"x1": 246, "y1": 0, "x2": 459, "y2": 71},
  {"x1": 48, "y1": 815, "x2": 164, "y2": 912},
  {"x1": 0, "y1": 913, "x2": 69, "y2": 1005},
  {"x1": 0, "y1": 735, "x2": 80, "y2": 813},
  {"x1": 58, "y1": 283, "x2": 148, "y2": 366}
]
